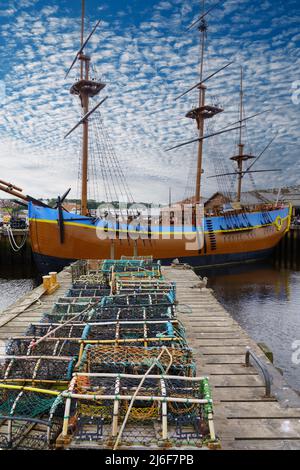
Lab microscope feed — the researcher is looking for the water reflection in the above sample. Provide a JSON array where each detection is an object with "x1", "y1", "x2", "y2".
[{"x1": 195, "y1": 261, "x2": 300, "y2": 392}]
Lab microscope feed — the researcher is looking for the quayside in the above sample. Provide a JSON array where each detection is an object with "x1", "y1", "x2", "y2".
[{"x1": 0, "y1": 0, "x2": 292, "y2": 274}]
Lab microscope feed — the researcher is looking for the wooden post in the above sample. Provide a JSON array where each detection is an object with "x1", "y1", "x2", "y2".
[
  {"x1": 62, "y1": 376, "x2": 77, "y2": 438},
  {"x1": 160, "y1": 379, "x2": 168, "y2": 441},
  {"x1": 112, "y1": 377, "x2": 120, "y2": 437},
  {"x1": 208, "y1": 412, "x2": 216, "y2": 441}
]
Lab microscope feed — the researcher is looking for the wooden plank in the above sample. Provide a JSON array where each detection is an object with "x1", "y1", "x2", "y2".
[
  {"x1": 0, "y1": 287, "x2": 46, "y2": 328},
  {"x1": 0, "y1": 272, "x2": 72, "y2": 339},
  {"x1": 221, "y1": 418, "x2": 300, "y2": 439},
  {"x1": 209, "y1": 375, "x2": 265, "y2": 387},
  {"x1": 222, "y1": 402, "x2": 300, "y2": 418},
  {"x1": 200, "y1": 364, "x2": 259, "y2": 375},
  {"x1": 199, "y1": 346, "x2": 248, "y2": 354},
  {"x1": 186, "y1": 322, "x2": 236, "y2": 327},
  {"x1": 196, "y1": 354, "x2": 246, "y2": 364},
  {"x1": 227, "y1": 439, "x2": 300, "y2": 450},
  {"x1": 191, "y1": 339, "x2": 250, "y2": 346},
  {"x1": 214, "y1": 387, "x2": 275, "y2": 401},
  {"x1": 190, "y1": 332, "x2": 243, "y2": 339},
  {"x1": 186, "y1": 325, "x2": 241, "y2": 330},
  {"x1": 183, "y1": 317, "x2": 232, "y2": 322}
]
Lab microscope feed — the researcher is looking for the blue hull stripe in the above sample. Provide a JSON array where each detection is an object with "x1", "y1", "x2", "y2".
[{"x1": 28, "y1": 203, "x2": 290, "y2": 234}]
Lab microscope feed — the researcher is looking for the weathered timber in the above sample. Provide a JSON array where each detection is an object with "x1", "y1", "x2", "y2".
[{"x1": 162, "y1": 266, "x2": 300, "y2": 450}]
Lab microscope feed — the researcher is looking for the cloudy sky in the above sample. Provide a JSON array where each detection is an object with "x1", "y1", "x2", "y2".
[{"x1": 0, "y1": 0, "x2": 299, "y2": 204}]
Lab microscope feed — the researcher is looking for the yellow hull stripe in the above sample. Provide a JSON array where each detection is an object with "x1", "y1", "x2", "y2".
[{"x1": 29, "y1": 215, "x2": 290, "y2": 236}]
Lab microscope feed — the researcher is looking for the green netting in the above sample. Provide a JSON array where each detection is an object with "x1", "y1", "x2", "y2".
[
  {"x1": 0, "y1": 390, "x2": 19, "y2": 415},
  {"x1": 100, "y1": 259, "x2": 161, "y2": 274},
  {"x1": 0, "y1": 389, "x2": 58, "y2": 418}
]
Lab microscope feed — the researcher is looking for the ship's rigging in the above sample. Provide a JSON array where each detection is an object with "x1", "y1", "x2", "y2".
[
  {"x1": 0, "y1": 0, "x2": 286, "y2": 213},
  {"x1": 166, "y1": 0, "x2": 282, "y2": 208},
  {"x1": 62, "y1": 0, "x2": 137, "y2": 215}
]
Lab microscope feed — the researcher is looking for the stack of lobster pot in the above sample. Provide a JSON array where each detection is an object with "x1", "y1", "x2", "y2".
[{"x1": 0, "y1": 257, "x2": 219, "y2": 450}]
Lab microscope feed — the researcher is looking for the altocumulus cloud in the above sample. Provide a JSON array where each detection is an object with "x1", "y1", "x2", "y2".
[{"x1": 0, "y1": 0, "x2": 299, "y2": 203}]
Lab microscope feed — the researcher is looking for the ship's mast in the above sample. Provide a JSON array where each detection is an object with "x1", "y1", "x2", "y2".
[
  {"x1": 186, "y1": 0, "x2": 223, "y2": 204},
  {"x1": 230, "y1": 66, "x2": 254, "y2": 203},
  {"x1": 168, "y1": 4, "x2": 280, "y2": 201},
  {"x1": 80, "y1": 0, "x2": 89, "y2": 215},
  {"x1": 69, "y1": 0, "x2": 106, "y2": 216},
  {"x1": 80, "y1": 0, "x2": 85, "y2": 79},
  {"x1": 237, "y1": 67, "x2": 244, "y2": 202},
  {"x1": 195, "y1": 0, "x2": 206, "y2": 204}
]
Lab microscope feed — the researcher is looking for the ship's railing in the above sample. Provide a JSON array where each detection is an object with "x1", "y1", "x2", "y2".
[{"x1": 205, "y1": 203, "x2": 287, "y2": 217}]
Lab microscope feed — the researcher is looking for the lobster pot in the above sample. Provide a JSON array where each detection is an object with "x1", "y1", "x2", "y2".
[
  {"x1": 25, "y1": 323, "x2": 86, "y2": 339},
  {"x1": 72, "y1": 280, "x2": 109, "y2": 289},
  {"x1": 68, "y1": 374, "x2": 214, "y2": 449},
  {"x1": 90, "y1": 305, "x2": 175, "y2": 322},
  {"x1": 42, "y1": 304, "x2": 175, "y2": 325},
  {"x1": 0, "y1": 356, "x2": 75, "y2": 382},
  {"x1": 100, "y1": 259, "x2": 159, "y2": 274},
  {"x1": 117, "y1": 286, "x2": 174, "y2": 295},
  {"x1": 83, "y1": 321, "x2": 184, "y2": 344},
  {"x1": 42, "y1": 310, "x2": 96, "y2": 324},
  {"x1": 71, "y1": 260, "x2": 88, "y2": 282},
  {"x1": 115, "y1": 280, "x2": 176, "y2": 296},
  {"x1": 6, "y1": 338, "x2": 81, "y2": 357},
  {"x1": 53, "y1": 297, "x2": 100, "y2": 310},
  {"x1": 73, "y1": 274, "x2": 109, "y2": 287},
  {"x1": 67, "y1": 288, "x2": 109, "y2": 298},
  {"x1": 41, "y1": 298, "x2": 100, "y2": 323},
  {"x1": 100, "y1": 292, "x2": 175, "y2": 308},
  {"x1": 0, "y1": 388, "x2": 64, "y2": 449},
  {"x1": 79, "y1": 345, "x2": 195, "y2": 376}
]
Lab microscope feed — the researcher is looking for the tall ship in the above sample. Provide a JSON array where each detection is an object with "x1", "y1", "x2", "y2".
[{"x1": 0, "y1": 1, "x2": 291, "y2": 274}]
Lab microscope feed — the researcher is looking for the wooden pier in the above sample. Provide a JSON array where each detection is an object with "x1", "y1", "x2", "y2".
[
  {"x1": 0, "y1": 269, "x2": 72, "y2": 355},
  {"x1": 163, "y1": 266, "x2": 300, "y2": 450},
  {"x1": 1, "y1": 263, "x2": 300, "y2": 450}
]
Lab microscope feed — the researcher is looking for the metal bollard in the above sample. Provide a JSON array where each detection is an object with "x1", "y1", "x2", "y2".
[
  {"x1": 49, "y1": 272, "x2": 58, "y2": 286},
  {"x1": 42, "y1": 275, "x2": 51, "y2": 292}
]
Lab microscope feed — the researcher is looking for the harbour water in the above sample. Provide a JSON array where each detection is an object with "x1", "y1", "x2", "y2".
[
  {"x1": 0, "y1": 264, "x2": 38, "y2": 314},
  {"x1": 197, "y1": 261, "x2": 300, "y2": 393}
]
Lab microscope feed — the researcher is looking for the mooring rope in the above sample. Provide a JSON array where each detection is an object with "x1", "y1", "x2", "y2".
[
  {"x1": 5, "y1": 225, "x2": 28, "y2": 252},
  {"x1": 113, "y1": 346, "x2": 173, "y2": 450}
]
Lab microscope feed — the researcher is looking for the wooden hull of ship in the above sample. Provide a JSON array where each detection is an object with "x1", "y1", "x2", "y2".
[{"x1": 28, "y1": 203, "x2": 291, "y2": 274}]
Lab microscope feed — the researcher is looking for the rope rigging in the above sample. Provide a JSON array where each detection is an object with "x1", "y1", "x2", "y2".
[{"x1": 88, "y1": 110, "x2": 135, "y2": 209}]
